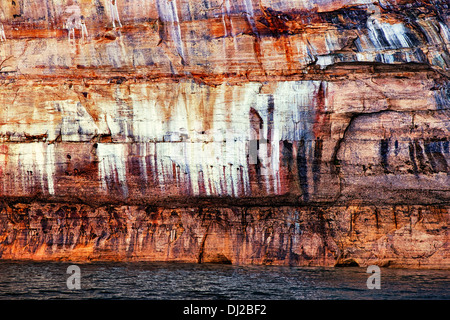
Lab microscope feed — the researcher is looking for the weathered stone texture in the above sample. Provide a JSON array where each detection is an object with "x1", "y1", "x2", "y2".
[
  {"x1": 0, "y1": 203, "x2": 448, "y2": 269},
  {"x1": 0, "y1": 0, "x2": 449, "y2": 267}
]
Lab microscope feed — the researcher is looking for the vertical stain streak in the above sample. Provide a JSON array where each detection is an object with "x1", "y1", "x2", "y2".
[
  {"x1": 380, "y1": 139, "x2": 389, "y2": 173},
  {"x1": 249, "y1": 108, "x2": 263, "y2": 189},
  {"x1": 414, "y1": 140, "x2": 428, "y2": 172},
  {"x1": 313, "y1": 82, "x2": 330, "y2": 139},
  {"x1": 281, "y1": 140, "x2": 293, "y2": 194},
  {"x1": 430, "y1": 141, "x2": 448, "y2": 172},
  {"x1": 374, "y1": 207, "x2": 379, "y2": 229},
  {"x1": 408, "y1": 142, "x2": 419, "y2": 176},
  {"x1": 393, "y1": 207, "x2": 398, "y2": 229},
  {"x1": 197, "y1": 222, "x2": 211, "y2": 264},
  {"x1": 266, "y1": 95, "x2": 274, "y2": 159},
  {"x1": 243, "y1": 0, "x2": 264, "y2": 71},
  {"x1": 424, "y1": 141, "x2": 441, "y2": 173},
  {"x1": 312, "y1": 138, "x2": 323, "y2": 193},
  {"x1": 297, "y1": 139, "x2": 308, "y2": 202}
]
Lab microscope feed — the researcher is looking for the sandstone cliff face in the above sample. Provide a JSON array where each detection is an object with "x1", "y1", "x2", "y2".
[
  {"x1": 0, "y1": 204, "x2": 448, "y2": 268},
  {"x1": 0, "y1": 0, "x2": 449, "y2": 268}
]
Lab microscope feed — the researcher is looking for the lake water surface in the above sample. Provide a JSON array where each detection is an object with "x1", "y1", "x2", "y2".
[{"x1": 0, "y1": 261, "x2": 448, "y2": 300}]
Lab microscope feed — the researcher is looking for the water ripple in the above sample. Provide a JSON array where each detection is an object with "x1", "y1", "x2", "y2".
[{"x1": 0, "y1": 262, "x2": 448, "y2": 300}]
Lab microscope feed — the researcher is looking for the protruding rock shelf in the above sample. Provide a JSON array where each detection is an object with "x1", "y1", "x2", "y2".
[{"x1": 0, "y1": 0, "x2": 448, "y2": 268}]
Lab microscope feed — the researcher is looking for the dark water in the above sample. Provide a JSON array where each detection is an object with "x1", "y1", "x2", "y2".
[{"x1": 0, "y1": 261, "x2": 448, "y2": 300}]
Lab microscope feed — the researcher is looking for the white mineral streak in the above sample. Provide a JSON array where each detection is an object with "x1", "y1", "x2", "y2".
[
  {"x1": 354, "y1": 16, "x2": 421, "y2": 64},
  {"x1": 64, "y1": 4, "x2": 88, "y2": 45},
  {"x1": 440, "y1": 22, "x2": 450, "y2": 44},
  {"x1": 260, "y1": 0, "x2": 373, "y2": 11},
  {"x1": 0, "y1": 79, "x2": 322, "y2": 198},
  {"x1": 156, "y1": 0, "x2": 186, "y2": 63},
  {"x1": 273, "y1": 81, "x2": 319, "y2": 141},
  {"x1": 367, "y1": 19, "x2": 411, "y2": 49},
  {"x1": 108, "y1": 0, "x2": 122, "y2": 28},
  {"x1": 45, "y1": 143, "x2": 55, "y2": 195},
  {"x1": 4, "y1": 143, "x2": 55, "y2": 195},
  {"x1": 243, "y1": 0, "x2": 256, "y2": 31},
  {"x1": 131, "y1": 82, "x2": 259, "y2": 196},
  {"x1": 0, "y1": 23, "x2": 6, "y2": 41},
  {"x1": 118, "y1": 81, "x2": 319, "y2": 197},
  {"x1": 223, "y1": 0, "x2": 238, "y2": 51},
  {"x1": 97, "y1": 143, "x2": 129, "y2": 197},
  {"x1": 316, "y1": 55, "x2": 335, "y2": 69},
  {"x1": 61, "y1": 101, "x2": 98, "y2": 141}
]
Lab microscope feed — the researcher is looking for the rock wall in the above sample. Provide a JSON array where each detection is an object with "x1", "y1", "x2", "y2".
[
  {"x1": 0, "y1": 203, "x2": 448, "y2": 268},
  {"x1": 0, "y1": 0, "x2": 449, "y2": 268}
]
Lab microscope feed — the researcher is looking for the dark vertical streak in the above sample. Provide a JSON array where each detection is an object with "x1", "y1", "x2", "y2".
[
  {"x1": 394, "y1": 140, "x2": 399, "y2": 156},
  {"x1": 313, "y1": 81, "x2": 331, "y2": 139},
  {"x1": 297, "y1": 139, "x2": 309, "y2": 202},
  {"x1": 197, "y1": 223, "x2": 211, "y2": 264},
  {"x1": 393, "y1": 207, "x2": 398, "y2": 229},
  {"x1": 424, "y1": 141, "x2": 438, "y2": 173},
  {"x1": 374, "y1": 207, "x2": 379, "y2": 229},
  {"x1": 409, "y1": 142, "x2": 419, "y2": 176},
  {"x1": 282, "y1": 140, "x2": 294, "y2": 192},
  {"x1": 249, "y1": 108, "x2": 263, "y2": 189},
  {"x1": 198, "y1": 170, "x2": 206, "y2": 196},
  {"x1": 425, "y1": 141, "x2": 448, "y2": 173},
  {"x1": 267, "y1": 95, "x2": 274, "y2": 145},
  {"x1": 312, "y1": 138, "x2": 323, "y2": 193},
  {"x1": 414, "y1": 140, "x2": 428, "y2": 172},
  {"x1": 380, "y1": 139, "x2": 389, "y2": 173}
]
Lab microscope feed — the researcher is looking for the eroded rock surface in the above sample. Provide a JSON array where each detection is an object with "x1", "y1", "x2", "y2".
[
  {"x1": 0, "y1": 0, "x2": 448, "y2": 268},
  {"x1": 0, "y1": 203, "x2": 448, "y2": 268}
]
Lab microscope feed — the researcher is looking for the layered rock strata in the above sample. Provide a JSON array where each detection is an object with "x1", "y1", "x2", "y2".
[
  {"x1": 0, "y1": 203, "x2": 448, "y2": 268},
  {"x1": 0, "y1": 0, "x2": 448, "y2": 268}
]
